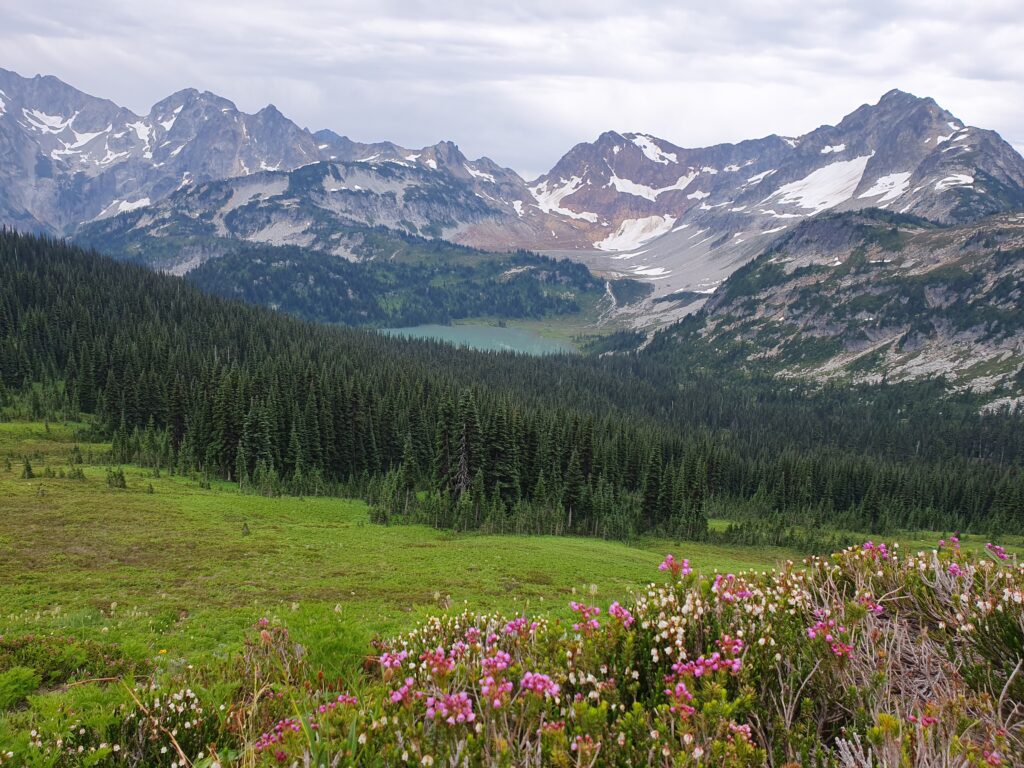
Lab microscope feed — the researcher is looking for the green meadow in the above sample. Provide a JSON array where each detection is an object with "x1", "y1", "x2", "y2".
[{"x1": 0, "y1": 422, "x2": 789, "y2": 679}]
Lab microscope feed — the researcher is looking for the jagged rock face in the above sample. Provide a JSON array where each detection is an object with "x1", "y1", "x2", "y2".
[
  {"x1": 661, "y1": 210, "x2": 1024, "y2": 394},
  {"x1": 0, "y1": 69, "x2": 325, "y2": 233},
  {"x1": 525, "y1": 90, "x2": 1024, "y2": 300},
  {"x1": 3, "y1": 68, "x2": 1024, "y2": 317}
]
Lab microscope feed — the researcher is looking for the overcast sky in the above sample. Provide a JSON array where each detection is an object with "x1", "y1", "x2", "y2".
[{"x1": 3, "y1": 0, "x2": 1022, "y2": 178}]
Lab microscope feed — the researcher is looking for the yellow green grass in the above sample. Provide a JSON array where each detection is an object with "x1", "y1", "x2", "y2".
[{"x1": 0, "y1": 422, "x2": 789, "y2": 677}]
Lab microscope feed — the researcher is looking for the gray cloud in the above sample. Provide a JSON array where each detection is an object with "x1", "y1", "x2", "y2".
[{"x1": 3, "y1": 0, "x2": 1022, "y2": 178}]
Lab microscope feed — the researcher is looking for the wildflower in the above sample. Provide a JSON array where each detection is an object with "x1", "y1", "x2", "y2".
[
  {"x1": 986, "y1": 543, "x2": 1009, "y2": 561},
  {"x1": 521, "y1": 671, "x2": 560, "y2": 698},
  {"x1": 569, "y1": 601, "x2": 601, "y2": 633},
  {"x1": 425, "y1": 692, "x2": 475, "y2": 725},
  {"x1": 609, "y1": 601, "x2": 634, "y2": 628},
  {"x1": 380, "y1": 650, "x2": 408, "y2": 670},
  {"x1": 390, "y1": 678, "x2": 418, "y2": 706},
  {"x1": 419, "y1": 647, "x2": 454, "y2": 677},
  {"x1": 658, "y1": 554, "x2": 692, "y2": 578},
  {"x1": 480, "y1": 674, "x2": 513, "y2": 708},
  {"x1": 948, "y1": 563, "x2": 964, "y2": 577},
  {"x1": 664, "y1": 681, "x2": 695, "y2": 718}
]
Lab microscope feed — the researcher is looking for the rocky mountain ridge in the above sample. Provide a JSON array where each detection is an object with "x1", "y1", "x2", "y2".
[{"x1": 4, "y1": 67, "x2": 1024, "y2": 331}]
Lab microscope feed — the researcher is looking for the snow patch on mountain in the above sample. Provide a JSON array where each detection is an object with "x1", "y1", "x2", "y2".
[
  {"x1": 934, "y1": 174, "x2": 974, "y2": 192},
  {"x1": 465, "y1": 164, "x2": 496, "y2": 183},
  {"x1": 159, "y1": 106, "x2": 183, "y2": 132},
  {"x1": 116, "y1": 198, "x2": 150, "y2": 213},
  {"x1": 627, "y1": 134, "x2": 677, "y2": 164},
  {"x1": 595, "y1": 215, "x2": 676, "y2": 251},
  {"x1": 608, "y1": 171, "x2": 697, "y2": 201},
  {"x1": 529, "y1": 176, "x2": 599, "y2": 222},
  {"x1": 22, "y1": 108, "x2": 75, "y2": 134},
  {"x1": 858, "y1": 172, "x2": 912, "y2": 204},
  {"x1": 821, "y1": 144, "x2": 846, "y2": 154},
  {"x1": 765, "y1": 155, "x2": 873, "y2": 215},
  {"x1": 746, "y1": 169, "x2": 777, "y2": 186}
]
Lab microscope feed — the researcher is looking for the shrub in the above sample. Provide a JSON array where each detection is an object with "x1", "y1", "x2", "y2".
[{"x1": 0, "y1": 667, "x2": 40, "y2": 711}]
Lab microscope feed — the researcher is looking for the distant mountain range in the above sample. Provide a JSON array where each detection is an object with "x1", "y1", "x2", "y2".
[{"x1": 4, "y1": 68, "x2": 1022, "y2": 291}]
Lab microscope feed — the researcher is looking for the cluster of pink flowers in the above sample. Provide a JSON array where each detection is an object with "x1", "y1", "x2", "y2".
[
  {"x1": 464, "y1": 627, "x2": 481, "y2": 645},
  {"x1": 380, "y1": 650, "x2": 407, "y2": 670},
  {"x1": 481, "y1": 648, "x2": 511, "y2": 674},
  {"x1": 861, "y1": 541, "x2": 890, "y2": 560},
  {"x1": 907, "y1": 714, "x2": 938, "y2": 727},
  {"x1": 671, "y1": 651, "x2": 742, "y2": 678},
  {"x1": 425, "y1": 691, "x2": 475, "y2": 725},
  {"x1": 254, "y1": 717, "x2": 302, "y2": 751},
  {"x1": 986, "y1": 543, "x2": 1009, "y2": 561},
  {"x1": 711, "y1": 573, "x2": 754, "y2": 603},
  {"x1": 520, "y1": 671, "x2": 560, "y2": 698},
  {"x1": 664, "y1": 680, "x2": 695, "y2": 718},
  {"x1": 729, "y1": 722, "x2": 753, "y2": 741},
  {"x1": 569, "y1": 602, "x2": 601, "y2": 634},
  {"x1": 716, "y1": 635, "x2": 744, "y2": 656},
  {"x1": 658, "y1": 553, "x2": 692, "y2": 578},
  {"x1": 503, "y1": 617, "x2": 540, "y2": 638},
  {"x1": 939, "y1": 535, "x2": 961, "y2": 551},
  {"x1": 808, "y1": 616, "x2": 853, "y2": 657},
  {"x1": 480, "y1": 674, "x2": 513, "y2": 708},
  {"x1": 420, "y1": 646, "x2": 455, "y2": 677},
  {"x1": 948, "y1": 563, "x2": 964, "y2": 577},
  {"x1": 314, "y1": 693, "x2": 358, "y2": 717},
  {"x1": 858, "y1": 594, "x2": 884, "y2": 616},
  {"x1": 390, "y1": 677, "x2": 420, "y2": 706},
  {"x1": 608, "y1": 601, "x2": 634, "y2": 628},
  {"x1": 983, "y1": 751, "x2": 1003, "y2": 766}
]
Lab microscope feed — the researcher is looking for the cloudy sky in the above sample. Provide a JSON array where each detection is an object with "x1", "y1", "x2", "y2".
[{"x1": 4, "y1": 0, "x2": 1022, "y2": 178}]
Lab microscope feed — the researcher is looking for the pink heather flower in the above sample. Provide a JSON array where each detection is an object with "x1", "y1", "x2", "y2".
[
  {"x1": 664, "y1": 681, "x2": 695, "y2": 718},
  {"x1": 389, "y1": 677, "x2": 418, "y2": 706},
  {"x1": 658, "y1": 554, "x2": 692, "y2": 578},
  {"x1": 521, "y1": 671, "x2": 560, "y2": 698},
  {"x1": 503, "y1": 617, "x2": 539, "y2": 638},
  {"x1": 948, "y1": 563, "x2": 964, "y2": 577},
  {"x1": 380, "y1": 650, "x2": 408, "y2": 670},
  {"x1": 448, "y1": 641, "x2": 469, "y2": 660},
  {"x1": 254, "y1": 718, "x2": 302, "y2": 751},
  {"x1": 609, "y1": 601, "x2": 635, "y2": 628},
  {"x1": 986, "y1": 543, "x2": 1009, "y2": 561},
  {"x1": 858, "y1": 595, "x2": 884, "y2": 616},
  {"x1": 717, "y1": 635, "x2": 744, "y2": 656},
  {"x1": 257, "y1": 617, "x2": 270, "y2": 628},
  {"x1": 480, "y1": 675, "x2": 514, "y2": 708},
  {"x1": 464, "y1": 627, "x2": 481, "y2": 644},
  {"x1": 983, "y1": 751, "x2": 1003, "y2": 766},
  {"x1": 729, "y1": 723, "x2": 753, "y2": 741},
  {"x1": 862, "y1": 541, "x2": 889, "y2": 560},
  {"x1": 420, "y1": 647, "x2": 455, "y2": 677},
  {"x1": 425, "y1": 692, "x2": 475, "y2": 725},
  {"x1": 481, "y1": 648, "x2": 512, "y2": 674},
  {"x1": 570, "y1": 602, "x2": 601, "y2": 633},
  {"x1": 712, "y1": 573, "x2": 753, "y2": 602},
  {"x1": 672, "y1": 651, "x2": 742, "y2": 678}
]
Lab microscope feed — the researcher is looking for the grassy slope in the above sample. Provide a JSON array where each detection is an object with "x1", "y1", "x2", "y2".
[{"x1": 0, "y1": 422, "x2": 789, "y2": 678}]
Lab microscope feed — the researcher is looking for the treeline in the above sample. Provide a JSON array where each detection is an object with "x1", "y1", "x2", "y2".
[
  {"x1": 186, "y1": 243, "x2": 604, "y2": 327},
  {"x1": 2, "y1": 230, "x2": 1023, "y2": 541}
]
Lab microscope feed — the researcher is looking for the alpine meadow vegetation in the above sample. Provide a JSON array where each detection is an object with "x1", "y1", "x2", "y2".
[{"x1": 3, "y1": 541, "x2": 1024, "y2": 766}]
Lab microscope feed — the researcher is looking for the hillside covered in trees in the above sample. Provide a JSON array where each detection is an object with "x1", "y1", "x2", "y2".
[{"x1": 2, "y1": 230, "x2": 1023, "y2": 543}]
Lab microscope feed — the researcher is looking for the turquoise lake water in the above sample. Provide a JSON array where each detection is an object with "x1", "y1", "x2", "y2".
[{"x1": 380, "y1": 324, "x2": 576, "y2": 355}]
